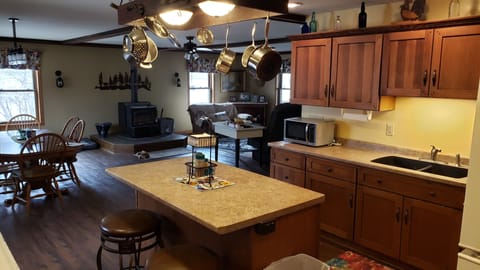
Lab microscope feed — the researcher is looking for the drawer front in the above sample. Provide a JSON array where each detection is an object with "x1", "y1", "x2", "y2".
[
  {"x1": 270, "y1": 163, "x2": 305, "y2": 187},
  {"x1": 359, "y1": 167, "x2": 465, "y2": 209},
  {"x1": 306, "y1": 156, "x2": 356, "y2": 182},
  {"x1": 271, "y1": 148, "x2": 305, "y2": 170}
]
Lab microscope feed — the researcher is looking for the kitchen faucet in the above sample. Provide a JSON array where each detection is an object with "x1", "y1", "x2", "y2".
[{"x1": 430, "y1": 145, "x2": 442, "y2": 161}]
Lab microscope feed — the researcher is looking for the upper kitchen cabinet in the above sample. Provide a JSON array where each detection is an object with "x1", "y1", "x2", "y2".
[
  {"x1": 381, "y1": 25, "x2": 480, "y2": 99},
  {"x1": 291, "y1": 34, "x2": 394, "y2": 111},
  {"x1": 290, "y1": 38, "x2": 332, "y2": 106}
]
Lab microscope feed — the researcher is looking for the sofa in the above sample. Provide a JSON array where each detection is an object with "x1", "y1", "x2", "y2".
[{"x1": 187, "y1": 103, "x2": 238, "y2": 134}]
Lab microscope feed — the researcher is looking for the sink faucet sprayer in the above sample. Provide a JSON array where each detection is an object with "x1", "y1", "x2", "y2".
[{"x1": 430, "y1": 145, "x2": 442, "y2": 161}]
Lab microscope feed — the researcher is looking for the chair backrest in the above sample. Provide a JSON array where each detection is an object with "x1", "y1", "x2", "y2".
[
  {"x1": 60, "y1": 116, "x2": 80, "y2": 138},
  {"x1": 5, "y1": 114, "x2": 40, "y2": 136},
  {"x1": 19, "y1": 133, "x2": 67, "y2": 171},
  {"x1": 265, "y1": 103, "x2": 302, "y2": 143},
  {"x1": 67, "y1": 119, "x2": 85, "y2": 143}
]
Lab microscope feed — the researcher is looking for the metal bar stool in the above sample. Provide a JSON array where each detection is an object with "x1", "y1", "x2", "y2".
[
  {"x1": 145, "y1": 244, "x2": 220, "y2": 270},
  {"x1": 96, "y1": 209, "x2": 163, "y2": 270}
]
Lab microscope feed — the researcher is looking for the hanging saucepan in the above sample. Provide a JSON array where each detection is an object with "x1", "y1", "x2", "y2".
[
  {"x1": 123, "y1": 26, "x2": 149, "y2": 63},
  {"x1": 144, "y1": 15, "x2": 182, "y2": 48},
  {"x1": 196, "y1": 27, "x2": 214, "y2": 45},
  {"x1": 241, "y1": 22, "x2": 257, "y2": 68},
  {"x1": 215, "y1": 25, "x2": 236, "y2": 74},
  {"x1": 247, "y1": 17, "x2": 281, "y2": 81}
]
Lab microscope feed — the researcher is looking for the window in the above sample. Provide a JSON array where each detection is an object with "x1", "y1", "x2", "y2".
[
  {"x1": 0, "y1": 69, "x2": 41, "y2": 123},
  {"x1": 277, "y1": 72, "x2": 291, "y2": 104},
  {"x1": 189, "y1": 72, "x2": 212, "y2": 105}
]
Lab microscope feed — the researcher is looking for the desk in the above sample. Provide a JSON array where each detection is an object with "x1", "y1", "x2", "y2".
[
  {"x1": 213, "y1": 122, "x2": 264, "y2": 167},
  {"x1": 106, "y1": 157, "x2": 324, "y2": 270}
]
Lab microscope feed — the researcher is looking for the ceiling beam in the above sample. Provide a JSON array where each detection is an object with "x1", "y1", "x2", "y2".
[{"x1": 62, "y1": 26, "x2": 133, "y2": 45}]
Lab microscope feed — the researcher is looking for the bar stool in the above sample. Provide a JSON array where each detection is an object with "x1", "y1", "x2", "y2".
[
  {"x1": 145, "y1": 244, "x2": 220, "y2": 270},
  {"x1": 96, "y1": 209, "x2": 163, "y2": 270}
]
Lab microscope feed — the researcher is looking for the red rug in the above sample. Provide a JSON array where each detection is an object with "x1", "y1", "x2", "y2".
[{"x1": 326, "y1": 251, "x2": 393, "y2": 270}]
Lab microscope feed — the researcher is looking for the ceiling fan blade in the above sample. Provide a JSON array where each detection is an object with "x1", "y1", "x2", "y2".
[{"x1": 62, "y1": 26, "x2": 133, "y2": 44}]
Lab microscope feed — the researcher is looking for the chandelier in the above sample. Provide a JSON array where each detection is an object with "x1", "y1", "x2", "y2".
[{"x1": 7, "y1": 18, "x2": 27, "y2": 66}]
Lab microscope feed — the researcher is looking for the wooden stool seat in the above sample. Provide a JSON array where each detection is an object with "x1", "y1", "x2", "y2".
[
  {"x1": 146, "y1": 244, "x2": 220, "y2": 270},
  {"x1": 97, "y1": 209, "x2": 162, "y2": 270}
]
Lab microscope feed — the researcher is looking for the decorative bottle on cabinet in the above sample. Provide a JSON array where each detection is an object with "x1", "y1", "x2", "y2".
[
  {"x1": 358, "y1": 2, "x2": 367, "y2": 28},
  {"x1": 449, "y1": 0, "x2": 460, "y2": 18},
  {"x1": 335, "y1": 16, "x2": 342, "y2": 30},
  {"x1": 309, "y1": 12, "x2": 317, "y2": 32}
]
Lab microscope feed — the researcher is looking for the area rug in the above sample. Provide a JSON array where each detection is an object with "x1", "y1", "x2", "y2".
[{"x1": 326, "y1": 251, "x2": 393, "y2": 270}]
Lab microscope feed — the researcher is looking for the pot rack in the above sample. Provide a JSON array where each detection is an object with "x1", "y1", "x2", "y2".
[{"x1": 116, "y1": 0, "x2": 296, "y2": 30}]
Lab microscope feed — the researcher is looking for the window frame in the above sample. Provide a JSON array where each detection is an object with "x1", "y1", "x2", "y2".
[
  {"x1": 0, "y1": 69, "x2": 43, "y2": 128},
  {"x1": 188, "y1": 71, "x2": 214, "y2": 105},
  {"x1": 276, "y1": 72, "x2": 291, "y2": 104}
]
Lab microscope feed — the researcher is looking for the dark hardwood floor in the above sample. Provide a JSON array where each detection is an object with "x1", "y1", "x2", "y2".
[{"x1": 0, "y1": 146, "x2": 270, "y2": 270}]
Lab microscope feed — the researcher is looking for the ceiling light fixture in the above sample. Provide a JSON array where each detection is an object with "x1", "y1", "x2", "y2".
[
  {"x1": 198, "y1": 1, "x2": 235, "y2": 17},
  {"x1": 7, "y1": 18, "x2": 27, "y2": 66},
  {"x1": 288, "y1": 2, "x2": 303, "y2": 9},
  {"x1": 160, "y1": 9, "x2": 193, "y2": 25},
  {"x1": 117, "y1": 0, "x2": 292, "y2": 31},
  {"x1": 184, "y1": 36, "x2": 200, "y2": 62}
]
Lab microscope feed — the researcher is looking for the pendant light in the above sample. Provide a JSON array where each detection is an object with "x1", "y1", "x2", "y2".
[{"x1": 7, "y1": 18, "x2": 27, "y2": 66}]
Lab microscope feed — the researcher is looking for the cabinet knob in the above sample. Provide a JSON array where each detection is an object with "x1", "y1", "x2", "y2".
[
  {"x1": 284, "y1": 176, "x2": 289, "y2": 180},
  {"x1": 404, "y1": 209, "x2": 409, "y2": 225},
  {"x1": 423, "y1": 70, "x2": 428, "y2": 86},
  {"x1": 330, "y1": 85, "x2": 335, "y2": 97},
  {"x1": 327, "y1": 168, "x2": 333, "y2": 173},
  {"x1": 284, "y1": 158, "x2": 289, "y2": 161},
  {"x1": 324, "y1": 84, "x2": 328, "y2": 98},
  {"x1": 429, "y1": 191, "x2": 436, "y2": 197},
  {"x1": 432, "y1": 70, "x2": 437, "y2": 86},
  {"x1": 376, "y1": 179, "x2": 383, "y2": 184}
]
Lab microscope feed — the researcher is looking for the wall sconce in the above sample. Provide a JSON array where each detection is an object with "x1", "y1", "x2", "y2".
[
  {"x1": 174, "y1": 72, "x2": 181, "y2": 87},
  {"x1": 55, "y1": 70, "x2": 64, "y2": 88}
]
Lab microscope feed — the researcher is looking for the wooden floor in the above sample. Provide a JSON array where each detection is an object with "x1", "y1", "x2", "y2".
[{"x1": 0, "y1": 146, "x2": 278, "y2": 270}]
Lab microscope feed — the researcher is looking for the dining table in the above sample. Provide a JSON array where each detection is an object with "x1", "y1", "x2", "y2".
[{"x1": 0, "y1": 130, "x2": 82, "y2": 203}]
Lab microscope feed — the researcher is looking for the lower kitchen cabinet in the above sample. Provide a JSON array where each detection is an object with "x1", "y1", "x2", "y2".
[
  {"x1": 306, "y1": 172, "x2": 355, "y2": 240},
  {"x1": 270, "y1": 148, "x2": 306, "y2": 187},
  {"x1": 356, "y1": 167, "x2": 463, "y2": 270}
]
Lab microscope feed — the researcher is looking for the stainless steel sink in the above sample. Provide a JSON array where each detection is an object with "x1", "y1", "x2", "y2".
[{"x1": 371, "y1": 155, "x2": 468, "y2": 179}]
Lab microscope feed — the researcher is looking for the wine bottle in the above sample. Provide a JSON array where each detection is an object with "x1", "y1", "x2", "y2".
[
  {"x1": 449, "y1": 0, "x2": 460, "y2": 18},
  {"x1": 358, "y1": 2, "x2": 367, "y2": 28},
  {"x1": 309, "y1": 12, "x2": 317, "y2": 32}
]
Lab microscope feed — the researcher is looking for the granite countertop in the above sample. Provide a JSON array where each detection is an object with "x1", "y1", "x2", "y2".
[
  {"x1": 106, "y1": 157, "x2": 325, "y2": 235},
  {"x1": 269, "y1": 141, "x2": 467, "y2": 187}
]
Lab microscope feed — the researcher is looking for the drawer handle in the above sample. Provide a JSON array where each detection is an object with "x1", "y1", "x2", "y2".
[
  {"x1": 284, "y1": 158, "x2": 289, "y2": 162},
  {"x1": 327, "y1": 168, "x2": 333, "y2": 173},
  {"x1": 324, "y1": 84, "x2": 328, "y2": 98},
  {"x1": 432, "y1": 70, "x2": 437, "y2": 86},
  {"x1": 423, "y1": 70, "x2": 428, "y2": 86},
  {"x1": 376, "y1": 179, "x2": 383, "y2": 184},
  {"x1": 348, "y1": 194, "x2": 353, "y2": 209},
  {"x1": 284, "y1": 176, "x2": 289, "y2": 180},
  {"x1": 429, "y1": 191, "x2": 436, "y2": 197},
  {"x1": 395, "y1": 208, "x2": 400, "y2": 223}
]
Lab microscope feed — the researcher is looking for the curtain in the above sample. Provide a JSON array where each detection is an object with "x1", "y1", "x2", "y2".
[
  {"x1": 186, "y1": 57, "x2": 216, "y2": 73},
  {"x1": 0, "y1": 49, "x2": 41, "y2": 70}
]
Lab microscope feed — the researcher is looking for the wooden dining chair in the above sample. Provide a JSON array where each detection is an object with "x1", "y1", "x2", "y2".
[
  {"x1": 5, "y1": 114, "x2": 40, "y2": 138},
  {"x1": 11, "y1": 133, "x2": 67, "y2": 214},
  {"x1": 57, "y1": 119, "x2": 85, "y2": 186},
  {"x1": 60, "y1": 116, "x2": 80, "y2": 139}
]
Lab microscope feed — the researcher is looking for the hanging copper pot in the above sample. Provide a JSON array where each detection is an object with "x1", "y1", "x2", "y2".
[{"x1": 215, "y1": 25, "x2": 236, "y2": 74}]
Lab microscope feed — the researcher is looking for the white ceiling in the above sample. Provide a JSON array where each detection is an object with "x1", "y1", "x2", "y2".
[{"x1": 0, "y1": 0, "x2": 394, "y2": 52}]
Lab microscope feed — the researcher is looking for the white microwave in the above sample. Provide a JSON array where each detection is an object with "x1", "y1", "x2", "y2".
[{"x1": 284, "y1": 117, "x2": 335, "y2": 147}]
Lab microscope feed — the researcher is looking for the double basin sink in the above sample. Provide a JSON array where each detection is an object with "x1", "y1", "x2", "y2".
[{"x1": 371, "y1": 155, "x2": 468, "y2": 179}]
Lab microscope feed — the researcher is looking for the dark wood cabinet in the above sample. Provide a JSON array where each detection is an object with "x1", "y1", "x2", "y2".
[
  {"x1": 270, "y1": 148, "x2": 305, "y2": 187},
  {"x1": 356, "y1": 167, "x2": 464, "y2": 270},
  {"x1": 381, "y1": 25, "x2": 480, "y2": 99}
]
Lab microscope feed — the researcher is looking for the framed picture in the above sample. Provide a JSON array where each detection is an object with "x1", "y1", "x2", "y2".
[{"x1": 221, "y1": 71, "x2": 246, "y2": 92}]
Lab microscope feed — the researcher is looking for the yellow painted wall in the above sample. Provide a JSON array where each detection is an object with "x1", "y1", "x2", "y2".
[{"x1": 303, "y1": 1, "x2": 480, "y2": 158}]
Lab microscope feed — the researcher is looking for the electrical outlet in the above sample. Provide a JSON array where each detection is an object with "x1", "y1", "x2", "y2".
[{"x1": 386, "y1": 123, "x2": 394, "y2": 136}]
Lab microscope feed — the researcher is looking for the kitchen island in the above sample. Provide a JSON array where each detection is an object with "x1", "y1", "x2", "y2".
[{"x1": 106, "y1": 157, "x2": 325, "y2": 270}]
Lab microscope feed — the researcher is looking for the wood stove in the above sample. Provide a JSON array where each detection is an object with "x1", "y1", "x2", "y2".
[{"x1": 118, "y1": 102, "x2": 161, "y2": 138}]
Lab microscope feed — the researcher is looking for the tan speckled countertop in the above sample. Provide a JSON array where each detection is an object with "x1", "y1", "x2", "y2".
[
  {"x1": 106, "y1": 157, "x2": 325, "y2": 235},
  {"x1": 269, "y1": 141, "x2": 467, "y2": 187}
]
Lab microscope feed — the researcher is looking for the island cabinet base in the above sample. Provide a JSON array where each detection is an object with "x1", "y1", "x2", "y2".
[{"x1": 136, "y1": 191, "x2": 320, "y2": 270}]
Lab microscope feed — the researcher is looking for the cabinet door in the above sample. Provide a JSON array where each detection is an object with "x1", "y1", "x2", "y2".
[
  {"x1": 270, "y1": 163, "x2": 305, "y2": 187},
  {"x1": 381, "y1": 30, "x2": 433, "y2": 97},
  {"x1": 401, "y1": 197, "x2": 462, "y2": 270},
  {"x1": 430, "y1": 25, "x2": 480, "y2": 99},
  {"x1": 330, "y1": 34, "x2": 383, "y2": 110},
  {"x1": 291, "y1": 39, "x2": 332, "y2": 106},
  {"x1": 355, "y1": 185, "x2": 402, "y2": 258},
  {"x1": 306, "y1": 172, "x2": 355, "y2": 240}
]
